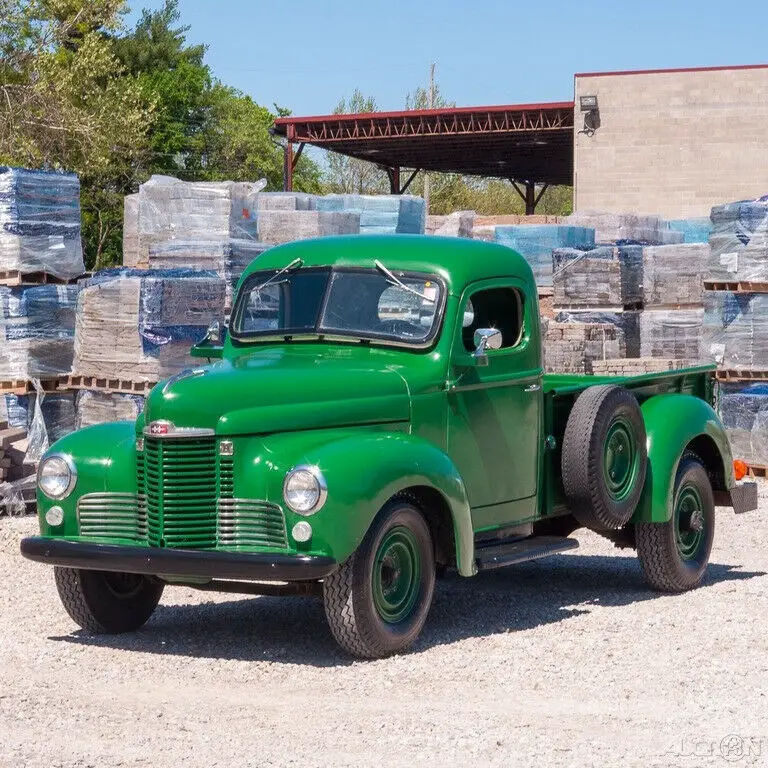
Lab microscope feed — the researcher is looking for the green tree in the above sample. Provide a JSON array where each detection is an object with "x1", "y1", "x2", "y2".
[
  {"x1": 323, "y1": 89, "x2": 388, "y2": 194},
  {"x1": 0, "y1": 0, "x2": 154, "y2": 268}
]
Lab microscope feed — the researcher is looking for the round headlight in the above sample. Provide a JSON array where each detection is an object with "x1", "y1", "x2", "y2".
[
  {"x1": 38, "y1": 454, "x2": 77, "y2": 500},
  {"x1": 283, "y1": 465, "x2": 327, "y2": 515}
]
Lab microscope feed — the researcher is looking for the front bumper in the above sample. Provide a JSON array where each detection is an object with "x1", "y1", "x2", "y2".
[{"x1": 20, "y1": 537, "x2": 338, "y2": 582}]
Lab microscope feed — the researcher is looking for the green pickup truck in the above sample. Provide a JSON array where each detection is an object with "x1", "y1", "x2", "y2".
[{"x1": 22, "y1": 235, "x2": 757, "y2": 658}]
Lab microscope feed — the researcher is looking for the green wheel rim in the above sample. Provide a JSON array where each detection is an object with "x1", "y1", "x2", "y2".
[
  {"x1": 674, "y1": 483, "x2": 705, "y2": 561},
  {"x1": 603, "y1": 418, "x2": 638, "y2": 501},
  {"x1": 372, "y1": 526, "x2": 421, "y2": 624}
]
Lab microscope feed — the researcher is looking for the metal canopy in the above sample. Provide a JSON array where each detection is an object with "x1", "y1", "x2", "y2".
[{"x1": 273, "y1": 101, "x2": 575, "y2": 210}]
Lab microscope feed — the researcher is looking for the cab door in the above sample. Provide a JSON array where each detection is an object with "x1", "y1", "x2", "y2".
[{"x1": 446, "y1": 280, "x2": 542, "y2": 529}]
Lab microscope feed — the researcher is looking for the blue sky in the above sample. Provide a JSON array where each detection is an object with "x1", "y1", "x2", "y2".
[{"x1": 126, "y1": 0, "x2": 768, "y2": 115}]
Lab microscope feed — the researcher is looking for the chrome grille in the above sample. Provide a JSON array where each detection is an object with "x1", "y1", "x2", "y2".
[
  {"x1": 217, "y1": 499, "x2": 288, "y2": 549},
  {"x1": 77, "y1": 493, "x2": 146, "y2": 542},
  {"x1": 143, "y1": 437, "x2": 218, "y2": 548}
]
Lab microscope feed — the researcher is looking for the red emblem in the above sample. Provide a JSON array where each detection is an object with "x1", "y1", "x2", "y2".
[{"x1": 149, "y1": 422, "x2": 171, "y2": 435}]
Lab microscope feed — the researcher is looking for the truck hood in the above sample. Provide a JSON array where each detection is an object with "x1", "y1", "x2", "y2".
[{"x1": 142, "y1": 345, "x2": 411, "y2": 436}]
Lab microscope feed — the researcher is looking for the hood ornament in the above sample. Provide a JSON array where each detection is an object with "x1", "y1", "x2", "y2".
[{"x1": 162, "y1": 368, "x2": 206, "y2": 394}]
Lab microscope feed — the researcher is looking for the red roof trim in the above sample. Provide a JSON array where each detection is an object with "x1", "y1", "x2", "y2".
[
  {"x1": 274, "y1": 100, "x2": 574, "y2": 126},
  {"x1": 575, "y1": 63, "x2": 768, "y2": 79}
]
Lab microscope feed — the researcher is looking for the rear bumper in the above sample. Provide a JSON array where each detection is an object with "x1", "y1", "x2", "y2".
[
  {"x1": 20, "y1": 537, "x2": 338, "y2": 582},
  {"x1": 715, "y1": 482, "x2": 759, "y2": 515}
]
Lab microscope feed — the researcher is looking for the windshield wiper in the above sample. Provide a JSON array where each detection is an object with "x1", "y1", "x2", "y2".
[
  {"x1": 251, "y1": 257, "x2": 303, "y2": 295},
  {"x1": 374, "y1": 259, "x2": 435, "y2": 303}
]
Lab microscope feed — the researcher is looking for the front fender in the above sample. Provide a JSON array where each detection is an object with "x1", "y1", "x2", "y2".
[
  {"x1": 261, "y1": 431, "x2": 476, "y2": 576},
  {"x1": 632, "y1": 394, "x2": 734, "y2": 523},
  {"x1": 36, "y1": 422, "x2": 138, "y2": 537}
]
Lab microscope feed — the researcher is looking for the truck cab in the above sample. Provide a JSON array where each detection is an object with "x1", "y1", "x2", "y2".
[{"x1": 22, "y1": 235, "x2": 757, "y2": 658}]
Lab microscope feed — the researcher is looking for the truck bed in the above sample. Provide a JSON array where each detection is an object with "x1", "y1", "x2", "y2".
[{"x1": 541, "y1": 364, "x2": 717, "y2": 516}]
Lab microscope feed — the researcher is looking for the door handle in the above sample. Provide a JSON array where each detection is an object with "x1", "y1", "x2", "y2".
[{"x1": 524, "y1": 383, "x2": 541, "y2": 393}]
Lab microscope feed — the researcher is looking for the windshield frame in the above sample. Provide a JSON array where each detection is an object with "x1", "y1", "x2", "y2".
[{"x1": 229, "y1": 266, "x2": 447, "y2": 350}]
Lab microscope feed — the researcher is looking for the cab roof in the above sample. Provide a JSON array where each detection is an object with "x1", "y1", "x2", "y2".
[{"x1": 238, "y1": 234, "x2": 535, "y2": 295}]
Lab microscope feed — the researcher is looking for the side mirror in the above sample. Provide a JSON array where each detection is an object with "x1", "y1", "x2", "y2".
[
  {"x1": 190, "y1": 320, "x2": 226, "y2": 360},
  {"x1": 473, "y1": 328, "x2": 502, "y2": 367}
]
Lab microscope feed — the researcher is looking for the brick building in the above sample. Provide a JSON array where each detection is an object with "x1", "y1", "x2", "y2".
[{"x1": 573, "y1": 65, "x2": 768, "y2": 218}]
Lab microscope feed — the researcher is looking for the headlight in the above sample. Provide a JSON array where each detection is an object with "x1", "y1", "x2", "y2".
[
  {"x1": 283, "y1": 465, "x2": 327, "y2": 515},
  {"x1": 37, "y1": 453, "x2": 77, "y2": 500}
]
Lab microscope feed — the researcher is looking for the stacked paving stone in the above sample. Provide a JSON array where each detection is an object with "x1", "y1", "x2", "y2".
[
  {"x1": 543, "y1": 322, "x2": 623, "y2": 374},
  {"x1": 551, "y1": 215, "x2": 707, "y2": 368},
  {"x1": 75, "y1": 390, "x2": 145, "y2": 429},
  {"x1": 73, "y1": 268, "x2": 226, "y2": 382},
  {"x1": 591, "y1": 358, "x2": 699, "y2": 376},
  {"x1": 426, "y1": 211, "x2": 475, "y2": 237},
  {"x1": 718, "y1": 383, "x2": 768, "y2": 466}
]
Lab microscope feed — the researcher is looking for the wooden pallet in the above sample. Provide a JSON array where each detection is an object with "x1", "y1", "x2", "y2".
[
  {"x1": 57, "y1": 374, "x2": 156, "y2": 395},
  {"x1": 554, "y1": 301, "x2": 644, "y2": 312},
  {"x1": 745, "y1": 463, "x2": 768, "y2": 479},
  {"x1": 0, "y1": 378, "x2": 60, "y2": 395},
  {"x1": 537, "y1": 286, "x2": 554, "y2": 298},
  {"x1": 704, "y1": 280, "x2": 768, "y2": 293},
  {"x1": 0, "y1": 270, "x2": 83, "y2": 287},
  {"x1": 716, "y1": 370, "x2": 768, "y2": 382}
]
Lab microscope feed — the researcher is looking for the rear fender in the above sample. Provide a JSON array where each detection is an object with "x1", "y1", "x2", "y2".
[{"x1": 632, "y1": 394, "x2": 734, "y2": 523}]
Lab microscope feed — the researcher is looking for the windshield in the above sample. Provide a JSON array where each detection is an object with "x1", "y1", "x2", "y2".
[{"x1": 230, "y1": 267, "x2": 444, "y2": 347}]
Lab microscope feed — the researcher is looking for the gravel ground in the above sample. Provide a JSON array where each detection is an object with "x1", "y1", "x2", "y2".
[{"x1": 2, "y1": 493, "x2": 768, "y2": 768}]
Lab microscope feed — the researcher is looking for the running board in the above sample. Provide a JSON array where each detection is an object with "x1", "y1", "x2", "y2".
[{"x1": 475, "y1": 536, "x2": 579, "y2": 571}]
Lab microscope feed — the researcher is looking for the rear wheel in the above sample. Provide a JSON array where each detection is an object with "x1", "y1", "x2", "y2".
[
  {"x1": 323, "y1": 498, "x2": 435, "y2": 658},
  {"x1": 635, "y1": 456, "x2": 715, "y2": 592},
  {"x1": 54, "y1": 567, "x2": 164, "y2": 633}
]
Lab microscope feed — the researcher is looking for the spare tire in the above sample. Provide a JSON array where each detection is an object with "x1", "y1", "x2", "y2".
[{"x1": 562, "y1": 385, "x2": 647, "y2": 531}]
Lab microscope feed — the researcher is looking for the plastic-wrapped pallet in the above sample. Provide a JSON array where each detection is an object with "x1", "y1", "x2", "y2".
[
  {"x1": 708, "y1": 197, "x2": 768, "y2": 281},
  {"x1": 667, "y1": 218, "x2": 713, "y2": 244},
  {"x1": 543, "y1": 322, "x2": 623, "y2": 374},
  {"x1": 718, "y1": 383, "x2": 768, "y2": 464},
  {"x1": 642, "y1": 243, "x2": 709, "y2": 307},
  {"x1": 147, "y1": 238, "x2": 271, "y2": 308},
  {"x1": 495, "y1": 226, "x2": 595, "y2": 287},
  {"x1": 135, "y1": 176, "x2": 264, "y2": 264},
  {"x1": 701, "y1": 292, "x2": 768, "y2": 370},
  {"x1": 0, "y1": 285, "x2": 79, "y2": 378},
  {"x1": 639, "y1": 308, "x2": 704, "y2": 360},
  {"x1": 426, "y1": 211, "x2": 475, "y2": 238},
  {"x1": 73, "y1": 268, "x2": 226, "y2": 382},
  {"x1": 553, "y1": 246, "x2": 643, "y2": 308},
  {"x1": 75, "y1": 390, "x2": 145, "y2": 429},
  {"x1": 256, "y1": 210, "x2": 360, "y2": 244},
  {"x1": 315, "y1": 195, "x2": 425, "y2": 235},
  {"x1": 563, "y1": 211, "x2": 684, "y2": 246},
  {"x1": 554, "y1": 309, "x2": 641, "y2": 358},
  {"x1": 0, "y1": 167, "x2": 85, "y2": 279}
]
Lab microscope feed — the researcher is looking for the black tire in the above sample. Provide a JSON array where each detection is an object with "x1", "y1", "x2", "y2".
[
  {"x1": 323, "y1": 498, "x2": 436, "y2": 659},
  {"x1": 562, "y1": 385, "x2": 647, "y2": 530},
  {"x1": 635, "y1": 455, "x2": 715, "y2": 592},
  {"x1": 54, "y1": 567, "x2": 164, "y2": 633}
]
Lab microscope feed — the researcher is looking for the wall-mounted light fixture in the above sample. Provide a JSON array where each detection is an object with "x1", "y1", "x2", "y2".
[{"x1": 579, "y1": 95, "x2": 600, "y2": 137}]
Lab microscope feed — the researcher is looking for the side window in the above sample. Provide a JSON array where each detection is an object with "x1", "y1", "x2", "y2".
[{"x1": 462, "y1": 287, "x2": 524, "y2": 353}]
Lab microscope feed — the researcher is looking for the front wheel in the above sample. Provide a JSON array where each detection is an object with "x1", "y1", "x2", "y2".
[
  {"x1": 635, "y1": 455, "x2": 715, "y2": 592},
  {"x1": 323, "y1": 498, "x2": 435, "y2": 658},
  {"x1": 54, "y1": 567, "x2": 164, "y2": 633}
]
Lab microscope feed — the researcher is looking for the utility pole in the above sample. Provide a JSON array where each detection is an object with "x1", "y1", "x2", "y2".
[{"x1": 423, "y1": 62, "x2": 435, "y2": 214}]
